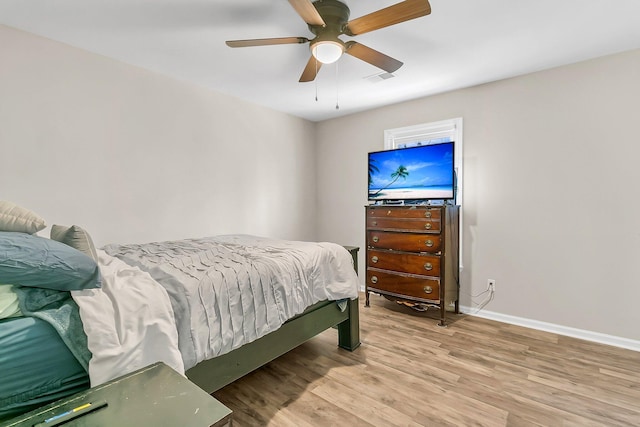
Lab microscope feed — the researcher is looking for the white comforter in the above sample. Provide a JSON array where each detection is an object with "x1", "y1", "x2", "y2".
[
  {"x1": 73, "y1": 235, "x2": 359, "y2": 386},
  {"x1": 71, "y1": 250, "x2": 184, "y2": 386}
]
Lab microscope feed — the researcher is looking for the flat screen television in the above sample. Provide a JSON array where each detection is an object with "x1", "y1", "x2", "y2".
[{"x1": 368, "y1": 141, "x2": 455, "y2": 202}]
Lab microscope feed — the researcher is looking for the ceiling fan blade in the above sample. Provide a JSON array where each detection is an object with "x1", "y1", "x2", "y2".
[
  {"x1": 345, "y1": 0, "x2": 431, "y2": 36},
  {"x1": 288, "y1": 0, "x2": 326, "y2": 26},
  {"x1": 299, "y1": 56, "x2": 322, "y2": 82},
  {"x1": 226, "y1": 37, "x2": 309, "y2": 48},
  {"x1": 345, "y1": 41, "x2": 403, "y2": 73}
]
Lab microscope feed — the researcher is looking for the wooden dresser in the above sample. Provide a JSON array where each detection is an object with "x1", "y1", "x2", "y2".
[{"x1": 365, "y1": 204, "x2": 460, "y2": 326}]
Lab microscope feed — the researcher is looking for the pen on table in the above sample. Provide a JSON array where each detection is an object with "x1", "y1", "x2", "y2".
[
  {"x1": 45, "y1": 403, "x2": 90, "y2": 423},
  {"x1": 34, "y1": 400, "x2": 108, "y2": 426}
]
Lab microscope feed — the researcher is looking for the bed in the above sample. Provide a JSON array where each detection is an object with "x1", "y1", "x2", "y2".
[{"x1": 0, "y1": 202, "x2": 360, "y2": 421}]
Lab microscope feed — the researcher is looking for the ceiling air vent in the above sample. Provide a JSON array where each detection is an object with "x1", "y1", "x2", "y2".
[{"x1": 365, "y1": 72, "x2": 396, "y2": 83}]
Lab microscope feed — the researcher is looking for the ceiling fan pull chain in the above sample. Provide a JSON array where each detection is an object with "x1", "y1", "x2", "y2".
[
  {"x1": 335, "y1": 61, "x2": 340, "y2": 110},
  {"x1": 315, "y1": 58, "x2": 319, "y2": 101}
]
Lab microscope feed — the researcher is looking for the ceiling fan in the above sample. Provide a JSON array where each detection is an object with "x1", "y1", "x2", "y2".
[{"x1": 226, "y1": 0, "x2": 432, "y2": 82}]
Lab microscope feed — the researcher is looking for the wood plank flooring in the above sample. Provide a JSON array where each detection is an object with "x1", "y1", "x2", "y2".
[{"x1": 213, "y1": 294, "x2": 640, "y2": 426}]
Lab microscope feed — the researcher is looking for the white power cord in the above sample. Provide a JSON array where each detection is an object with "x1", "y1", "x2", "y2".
[{"x1": 466, "y1": 284, "x2": 495, "y2": 314}]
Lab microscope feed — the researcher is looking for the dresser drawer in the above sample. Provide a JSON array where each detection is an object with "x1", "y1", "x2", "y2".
[
  {"x1": 366, "y1": 269, "x2": 440, "y2": 301},
  {"x1": 367, "y1": 231, "x2": 442, "y2": 253},
  {"x1": 367, "y1": 206, "x2": 442, "y2": 220},
  {"x1": 367, "y1": 216, "x2": 441, "y2": 232},
  {"x1": 367, "y1": 249, "x2": 441, "y2": 276}
]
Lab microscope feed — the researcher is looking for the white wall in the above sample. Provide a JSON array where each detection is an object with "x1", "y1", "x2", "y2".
[
  {"x1": 0, "y1": 25, "x2": 317, "y2": 246},
  {"x1": 316, "y1": 48, "x2": 640, "y2": 343}
]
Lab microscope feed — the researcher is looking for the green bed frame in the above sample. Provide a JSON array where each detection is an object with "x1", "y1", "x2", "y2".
[
  {"x1": 186, "y1": 246, "x2": 361, "y2": 393},
  {"x1": 186, "y1": 297, "x2": 360, "y2": 392}
]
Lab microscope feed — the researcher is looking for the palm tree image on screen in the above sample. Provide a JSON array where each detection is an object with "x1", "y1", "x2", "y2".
[{"x1": 371, "y1": 165, "x2": 409, "y2": 197}]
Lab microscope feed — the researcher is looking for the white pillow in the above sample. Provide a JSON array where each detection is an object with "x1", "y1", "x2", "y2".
[{"x1": 0, "y1": 201, "x2": 46, "y2": 234}]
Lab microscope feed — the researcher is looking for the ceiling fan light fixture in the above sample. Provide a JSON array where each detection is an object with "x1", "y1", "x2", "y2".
[{"x1": 311, "y1": 40, "x2": 344, "y2": 64}]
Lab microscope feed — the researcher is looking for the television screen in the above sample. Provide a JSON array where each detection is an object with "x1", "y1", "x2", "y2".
[{"x1": 368, "y1": 142, "x2": 455, "y2": 201}]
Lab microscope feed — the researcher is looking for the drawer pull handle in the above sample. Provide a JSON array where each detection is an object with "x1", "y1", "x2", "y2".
[
  {"x1": 387, "y1": 210, "x2": 392, "y2": 216},
  {"x1": 424, "y1": 262, "x2": 433, "y2": 271},
  {"x1": 372, "y1": 220, "x2": 377, "y2": 226},
  {"x1": 424, "y1": 223, "x2": 432, "y2": 230},
  {"x1": 425, "y1": 212, "x2": 432, "y2": 218},
  {"x1": 371, "y1": 256, "x2": 379, "y2": 263},
  {"x1": 424, "y1": 286, "x2": 433, "y2": 294},
  {"x1": 372, "y1": 236, "x2": 379, "y2": 243},
  {"x1": 371, "y1": 276, "x2": 378, "y2": 284},
  {"x1": 425, "y1": 239, "x2": 434, "y2": 247}
]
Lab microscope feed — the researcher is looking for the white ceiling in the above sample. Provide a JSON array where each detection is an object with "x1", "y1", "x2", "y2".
[{"x1": 2, "y1": 0, "x2": 640, "y2": 122}]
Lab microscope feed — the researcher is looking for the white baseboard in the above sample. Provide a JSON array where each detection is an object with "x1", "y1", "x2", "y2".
[{"x1": 460, "y1": 305, "x2": 640, "y2": 353}]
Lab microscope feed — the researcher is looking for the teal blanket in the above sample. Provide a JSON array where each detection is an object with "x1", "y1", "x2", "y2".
[{"x1": 14, "y1": 286, "x2": 91, "y2": 371}]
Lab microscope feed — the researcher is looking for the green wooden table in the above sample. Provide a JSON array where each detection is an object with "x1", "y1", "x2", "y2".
[{"x1": 3, "y1": 363, "x2": 232, "y2": 427}]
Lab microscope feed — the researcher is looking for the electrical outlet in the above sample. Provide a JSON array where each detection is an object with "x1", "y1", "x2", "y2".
[{"x1": 488, "y1": 279, "x2": 496, "y2": 291}]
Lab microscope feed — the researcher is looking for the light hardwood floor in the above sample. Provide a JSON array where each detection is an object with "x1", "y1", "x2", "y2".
[{"x1": 213, "y1": 294, "x2": 640, "y2": 426}]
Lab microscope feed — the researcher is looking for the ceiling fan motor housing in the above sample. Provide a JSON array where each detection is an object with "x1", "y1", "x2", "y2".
[
  {"x1": 308, "y1": 0, "x2": 351, "y2": 60},
  {"x1": 309, "y1": 0, "x2": 350, "y2": 38}
]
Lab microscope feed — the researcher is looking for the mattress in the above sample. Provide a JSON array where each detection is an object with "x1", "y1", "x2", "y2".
[
  {"x1": 101, "y1": 235, "x2": 359, "y2": 371},
  {"x1": 0, "y1": 316, "x2": 89, "y2": 421}
]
